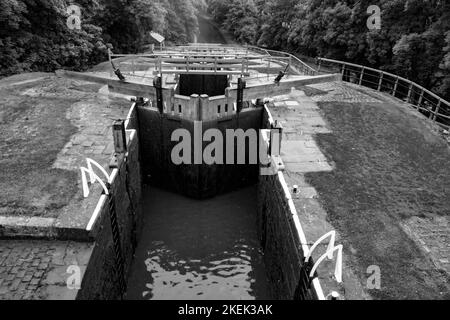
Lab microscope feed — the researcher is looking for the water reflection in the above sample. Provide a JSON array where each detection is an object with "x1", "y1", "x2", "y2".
[{"x1": 126, "y1": 186, "x2": 269, "y2": 300}]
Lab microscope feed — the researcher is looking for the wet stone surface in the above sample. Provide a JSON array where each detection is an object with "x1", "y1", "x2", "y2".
[{"x1": 0, "y1": 240, "x2": 93, "y2": 300}]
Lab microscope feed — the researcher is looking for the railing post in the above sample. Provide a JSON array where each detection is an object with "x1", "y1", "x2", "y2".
[
  {"x1": 377, "y1": 72, "x2": 384, "y2": 91},
  {"x1": 432, "y1": 100, "x2": 441, "y2": 122},
  {"x1": 393, "y1": 77, "x2": 399, "y2": 96},
  {"x1": 407, "y1": 83, "x2": 413, "y2": 104},
  {"x1": 359, "y1": 67, "x2": 365, "y2": 85},
  {"x1": 418, "y1": 89, "x2": 424, "y2": 108},
  {"x1": 318, "y1": 59, "x2": 322, "y2": 73},
  {"x1": 341, "y1": 64, "x2": 346, "y2": 80}
]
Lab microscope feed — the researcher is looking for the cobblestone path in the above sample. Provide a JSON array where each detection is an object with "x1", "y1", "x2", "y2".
[{"x1": 0, "y1": 240, "x2": 92, "y2": 300}]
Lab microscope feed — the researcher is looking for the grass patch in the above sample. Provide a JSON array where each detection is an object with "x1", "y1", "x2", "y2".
[{"x1": 306, "y1": 101, "x2": 450, "y2": 299}]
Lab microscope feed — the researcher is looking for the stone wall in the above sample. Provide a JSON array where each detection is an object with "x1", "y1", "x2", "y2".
[
  {"x1": 257, "y1": 172, "x2": 320, "y2": 300},
  {"x1": 257, "y1": 106, "x2": 321, "y2": 300},
  {"x1": 76, "y1": 105, "x2": 143, "y2": 300}
]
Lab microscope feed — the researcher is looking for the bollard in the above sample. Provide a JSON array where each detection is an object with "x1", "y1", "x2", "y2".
[
  {"x1": 329, "y1": 291, "x2": 340, "y2": 300},
  {"x1": 236, "y1": 77, "x2": 246, "y2": 113}
]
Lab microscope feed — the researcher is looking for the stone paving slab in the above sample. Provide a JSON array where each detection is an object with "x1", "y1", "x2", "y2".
[
  {"x1": 0, "y1": 76, "x2": 131, "y2": 239},
  {"x1": 267, "y1": 87, "x2": 369, "y2": 300}
]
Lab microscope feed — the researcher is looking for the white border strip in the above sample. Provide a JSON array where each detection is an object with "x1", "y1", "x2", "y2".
[
  {"x1": 86, "y1": 194, "x2": 107, "y2": 232},
  {"x1": 85, "y1": 100, "x2": 140, "y2": 233},
  {"x1": 312, "y1": 278, "x2": 326, "y2": 300},
  {"x1": 264, "y1": 105, "x2": 275, "y2": 126},
  {"x1": 277, "y1": 170, "x2": 326, "y2": 300}
]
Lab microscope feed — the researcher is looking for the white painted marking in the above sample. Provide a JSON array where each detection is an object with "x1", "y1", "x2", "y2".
[
  {"x1": 312, "y1": 278, "x2": 326, "y2": 300},
  {"x1": 124, "y1": 103, "x2": 136, "y2": 129},
  {"x1": 310, "y1": 245, "x2": 343, "y2": 283},
  {"x1": 86, "y1": 194, "x2": 107, "y2": 231}
]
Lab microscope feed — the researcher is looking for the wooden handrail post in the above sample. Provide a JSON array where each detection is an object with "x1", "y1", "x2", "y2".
[{"x1": 341, "y1": 64, "x2": 346, "y2": 80}]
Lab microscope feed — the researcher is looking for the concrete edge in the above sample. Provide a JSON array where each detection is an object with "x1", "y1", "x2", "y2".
[
  {"x1": 0, "y1": 103, "x2": 140, "y2": 242},
  {"x1": 263, "y1": 101, "x2": 328, "y2": 300}
]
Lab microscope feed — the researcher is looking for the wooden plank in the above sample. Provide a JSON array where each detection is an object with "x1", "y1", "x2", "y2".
[
  {"x1": 154, "y1": 70, "x2": 250, "y2": 76},
  {"x1": 161, "y1": 63, "x2": 245, "y2": 69},
  {"x1": 226, "y1": 74, "x2": 342, "y2": 100},
  {"x1": 56, "y1": 70, "x2": 161, "y2": 97}
]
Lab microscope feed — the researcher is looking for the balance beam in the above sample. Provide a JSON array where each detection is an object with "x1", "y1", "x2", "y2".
[
  {"x1": 226, "y1": 74, "x2": 342, "y2": 100},
  {"x1": 56, "y1": 70, "x2": 162, "y2": 97}
]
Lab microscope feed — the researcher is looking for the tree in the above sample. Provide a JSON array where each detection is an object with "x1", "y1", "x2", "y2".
[
  {"x1": 0, "y1": 0, "x2": 202, "y2": 77},
  {"x1": 210, "y1": 0, "x2": 450, "y2": 101}
]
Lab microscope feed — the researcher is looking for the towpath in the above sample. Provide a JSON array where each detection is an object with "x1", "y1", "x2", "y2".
[{"x1": 268, "y1": 81, "x2": 450, "y2": 299}]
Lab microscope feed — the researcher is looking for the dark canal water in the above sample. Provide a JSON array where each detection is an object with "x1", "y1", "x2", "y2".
[{"x1": 125, "y1": 186, "x2": 270, "y2": 300}]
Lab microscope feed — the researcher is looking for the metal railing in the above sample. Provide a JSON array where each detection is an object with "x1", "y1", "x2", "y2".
[
  {"x1": 253, "y1": 47, "x2": 318, "y2": 76},
  {"x1": 317, "y1": 57, "x2": 450, "y2": 131},
  {"x1": 108, "y1": 45, "x2": 319, "y2": 85}
]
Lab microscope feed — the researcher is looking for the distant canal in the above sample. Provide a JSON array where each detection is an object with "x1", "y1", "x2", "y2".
[{"x1": 126, "y1": 186, "x2": 270, "y2": 300}]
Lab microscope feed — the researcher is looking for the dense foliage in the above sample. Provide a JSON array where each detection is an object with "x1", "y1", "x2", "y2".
[
  {"x1": 208, "y1": 0, "x2": 450, "y2": 100},
  {"x1": 0, "y1": 0, "x2": 203, "y2": 77}
]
